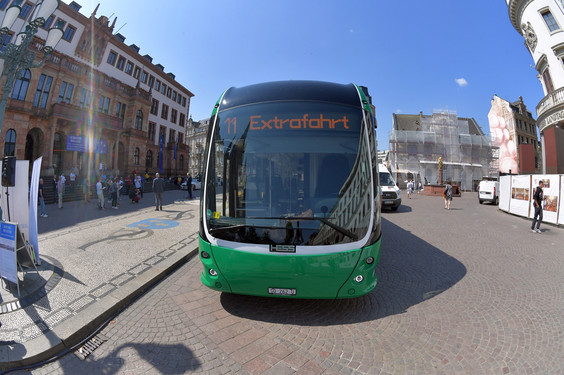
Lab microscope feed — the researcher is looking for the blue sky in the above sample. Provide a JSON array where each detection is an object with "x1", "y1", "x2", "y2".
[{"x1": 62, "y1": 0, "x2": 543, "y2": 149}]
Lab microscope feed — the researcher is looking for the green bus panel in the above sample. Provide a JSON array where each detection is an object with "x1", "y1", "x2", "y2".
[{"x1": 199, "y1": 237, "x2": 381, "y2": 299}]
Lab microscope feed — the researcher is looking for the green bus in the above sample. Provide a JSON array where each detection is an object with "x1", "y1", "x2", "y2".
[{"x1": 199, "y1": 80, "x2": 382, "y2": 299}]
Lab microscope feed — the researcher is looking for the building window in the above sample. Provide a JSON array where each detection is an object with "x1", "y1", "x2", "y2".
[
  {"x1": 166, "y1": 87, "x2": 172, "y2": 98},
  {"x1": 148, "y1": 122, "x2": 156, "y2": 141},
  {"x1": 171, "y1": 109, "x2": 178, "y2": 124},
  {"x1": 148, "y1": 75, "x2": 154, "y2": 88},
  {"x1": 3, "y1": 128, "x2": 16, "y2": 156},
  {"x1": 161, "y1": 84, "x2": 166, "y2": 95},
  {"x1": 116, "y1": 56, "x2": 125, "y2": 70},
  {"x1": 107, "y1": 51, "x2": 117, "y2": 65},
  {"x1": 98, "y1": 95, "x2": 110, "y2": 113},
  {"x1": 125, "y1": 61, "x2": 133, "y2": 75},
  {"x1": 179, "y1": 155, "x2": 184, "y2": 170},
  {"x1": 135, "y1": 110, "x2": 144, "y2": 130},
  {"x1": 178, "y1": 133, "x2": 184, "y2": 145},
  {"x1": 155, "y1": 80, "x2": 161, "y2": 91},
  {"x1": 33, "y1": 74, "x2": 53, "y2": 108},
  {"x1": 41, "y1": 15, "x2": 54, "y2": 30},
  {"x1": 116, "y1": 101, "x2": 126, "y2": 118},
  {"x1": 182, "y1": 97, "x2": 186, "y2": 107},
  {"x1": 80, "y1": 88, "x2": 91, "y2": 107},
  {"x1": 140, "y1": 71, "x2": 148, "y2": 83},
  {"x1": 146, "y1": 150, "x2": 153, "y2": 168},
  {"x1": 177, "y1": 94, "x2": 182, "y2": 104},
  {"x1": 0, "y1": 32, "x2": 12, "y2": 52},
  {"x1": 62, "y1": 25, "x2": 76, "y2": 42},
  {"x1": 134, "y1": 148, "x2": 140, "y2": 165},
  {"x1": 57, "y1": 81, "x2": 74, "y2": 103},
  {"x1": 19, "y1": 2, "x2": 33, "y2": 20},
  {"x1": 133, "y1": 67, "x2": 141, "y2": 79},
  {"x1": 169, "y1": 129, "x2": 176, "y2": 143},
  {"x1": 542, "y1": 69, "x2": 555, "y2": 93},
  {"x1": 179, "y1": 113, "x2": 185, "y2": 127},
  {"x1": 161, "y1": 104, "x2": 169, "y2": 120},
  {"x1": 150, "y1": 99, "x2": 159, "y2": 115},
  {"x1": 172, "y1": 91, "x2": 177, "y2": 101},
  {"x1": 11, "y1": 69, "x2": 31, "y2": 101},
  {"x1": 541, "y1": 10, "x2": 560, "y2": 32},
  {"x1": 0, "y1": 0, "x2": 11, "y2": 10}
]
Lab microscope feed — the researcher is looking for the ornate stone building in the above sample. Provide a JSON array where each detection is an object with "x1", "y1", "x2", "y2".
[
  {"x1": 0, "y1": 1, "x2": 194, "y2": 181},
  {"x1": 506, "y1": 0, "x2": 564, "y2": 173}
]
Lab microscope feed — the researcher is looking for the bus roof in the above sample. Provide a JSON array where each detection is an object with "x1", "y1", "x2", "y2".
[{"x1": 219, "y1": 80, "x2": 362, "y2": 111}]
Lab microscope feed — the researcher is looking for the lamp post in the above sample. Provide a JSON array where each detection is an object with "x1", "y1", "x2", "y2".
[{"x1": 0, "y1": 0, "x2": 63, "y2": 136}]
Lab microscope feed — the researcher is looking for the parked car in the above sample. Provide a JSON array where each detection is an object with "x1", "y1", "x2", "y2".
[
  {"x1": 379, "y1": 164, "x2": 401, "y2": 211},
  {"x1": 478, "y1": 180, "x2": 499, "y2": 205}
]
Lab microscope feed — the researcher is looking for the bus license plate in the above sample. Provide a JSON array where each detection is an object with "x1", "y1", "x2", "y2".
[{"x1": 268, "y1": 287, "x2": 297, "y2": 296}]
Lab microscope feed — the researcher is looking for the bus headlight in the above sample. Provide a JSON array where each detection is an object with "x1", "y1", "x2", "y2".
[
  {"x1": 354, "y1": 275, "x2": 363, "y2": 283},
  {"x1": 366, "y1": 257, "x2": 374, "y2": 264},
  {"x1": 209, "y1": 269, "x2": 218, "y2": 276},
  {"x1": 201, "y1": 251, "x2": 210, "y2": 259}
]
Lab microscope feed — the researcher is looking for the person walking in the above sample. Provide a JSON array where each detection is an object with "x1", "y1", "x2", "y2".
[
  {"x1": 57, "y1": 175, "x2": 64, "y2": 209},
  {"x1": 52, "y1": 174, "x2": 58, "y2": 204},
  {"x1": 186, "y1": 173, "x2": 193, "y2": 200},
  {"x1": 152, "y1": 172, "x2": 165, "y2": 211},
  {"x1": 96, "y1": 177, "x2": 105, "y2": 210},
  {"x1": 531, "y1": 180, "x2": 544, "y2": 233},
  {"x1": 38, "y1": 178, "x2": 48, "y2": 217},
  {"x1": 407, "y1": 180, "x2": 414, "y2": 199},
  {"x1": 444, "y1": 182, "x2": 453, "y2": 210}
]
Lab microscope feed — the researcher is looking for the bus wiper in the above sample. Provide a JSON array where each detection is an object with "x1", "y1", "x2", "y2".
[
  {"x1": 248, "y1": 216, "x2": 358, "y2": 241},
  {"x1": 209, "y1": 225, "x2": 247, "y2": 235}
]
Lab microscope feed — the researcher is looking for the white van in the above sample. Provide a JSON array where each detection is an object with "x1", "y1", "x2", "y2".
[
  {"x1": 379, "y1": 164, "x2": 401, "y2": 211},
  {"x1": 478, "y1": 180, "x2": 499, "y2": 205}
]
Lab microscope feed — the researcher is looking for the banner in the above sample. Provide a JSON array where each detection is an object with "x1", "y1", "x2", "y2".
[
  {"x1": 158, "y1": 133, "x2": 164, "y2": 174},
  {"x1": 560, "y1": 176, "x2": 564, "y2": 225},
  {"x1": 509, "y1": 174, "x2": 531, "y2": 218},
  {"x1": 0, "y1": 160, "x2": 29, "y2": 239},
  {"x1": 499, "y1": 176, "x2": 510, "y2": 212},
  {"x1": 0, "y1": 222, "x2": 18, "y2": 285},
  {"x1": 29, "y1": 157, "x2": 42, "y2": 263},
  {"x1": 530, "y1": 175, "x2": 559, "y2": 224},
  {"x1": 66, "y1": 135, "x2": 107, "y2": 154}
]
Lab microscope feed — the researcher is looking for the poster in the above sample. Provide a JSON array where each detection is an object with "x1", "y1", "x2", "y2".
[
  {"x1": 509, "y1": 175, "x2": 531, "y2": 218},
  {"x1": 0, "y1": 160, "x2": 29, "y2": 239},
  {"x1": 0, "y1": 222, "x2": 18, "y2": 284},
  {"x1": 499, "y1": 176, "x2": 511, "y2": 212},
  {"x1": 530, "y1": 175, "x2": 559, "y2": 224}
]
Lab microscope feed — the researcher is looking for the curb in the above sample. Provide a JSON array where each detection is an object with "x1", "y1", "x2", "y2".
[{"x1": 0, "y1": 247, "x2": 199, "y2": 370}]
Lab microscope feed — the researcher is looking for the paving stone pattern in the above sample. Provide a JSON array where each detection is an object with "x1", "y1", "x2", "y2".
[{"x1": 11, "y1": 193, "x2": 564, "y2": 374}]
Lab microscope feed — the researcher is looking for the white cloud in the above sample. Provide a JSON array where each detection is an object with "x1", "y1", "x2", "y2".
[{"x1": 455, "y1": 78, "x2": 468, "y2": 87}]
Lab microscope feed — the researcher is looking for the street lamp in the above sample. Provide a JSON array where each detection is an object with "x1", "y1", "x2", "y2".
[{"x1": 0, "y1": 0, "x2": 63, "y2": 135}]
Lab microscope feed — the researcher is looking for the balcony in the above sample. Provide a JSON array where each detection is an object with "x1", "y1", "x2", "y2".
[
  {"x1": 536, "y1": 87, "x2": 564, "y2": 132},
  {"x1": 52, "y1": 103, "x2": 124, "y2": 130}
]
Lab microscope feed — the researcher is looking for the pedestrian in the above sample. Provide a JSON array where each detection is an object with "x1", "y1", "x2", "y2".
[
  {"x1": 444, "y1": 182, "x2": 453, "y2": 210},
  {"x1": 407, "y1": 180, "x2": 413, "y2": 199},
  {"x1": 52, "y1": 174, "x2": 58, "y2": 204},
  {"x1": 57, "y1": 175, "x2": 64, "y2": 209},
  {"x1": 531, "y1": 179, "x2": 544, "y2": 233},
  {"x1": 38, "y1": 178, "x2": 48, "y2": 217},
  {"x1": 110, "y1": 178, "x2": 119, "y2": 209},
  {"x1": 418, "y1": 181, "x2": 422, "y2": 193},
  {"x1": 186, "y1": 173, "x2": 193, "y2": 199},
  {"x1": 135, "y1": 175, "x2": 143, "y2": 197},
  {"x1": 96, "y1": 177, "x2": 105, "y2": 210},
  {"x1": 152, "y1": 172, "x2": 165, "y2": 211}
]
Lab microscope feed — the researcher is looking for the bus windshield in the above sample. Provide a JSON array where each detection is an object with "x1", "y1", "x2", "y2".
[{"x1": 204, "y1": 101, "x2": 372, "y2": 246}]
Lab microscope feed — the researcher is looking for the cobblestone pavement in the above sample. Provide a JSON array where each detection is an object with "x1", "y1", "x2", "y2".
[{"x1": 10, "y1": 193, "x2": 564, "y2": 374}]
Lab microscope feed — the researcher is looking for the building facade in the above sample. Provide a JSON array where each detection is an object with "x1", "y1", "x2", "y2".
[
  {"x1": 488, "y1": 95, "x2": 541, "y2": 174},
  {"x1": 0, "y1": 1, "x2": 194, "y2": 181},
  {"x1": 507, "y1": 0, "x2": 564, "y2": 173},
  {"x1": 389, "y1": 110, "x2": 493, "y2": 191},
  {"x1": 186, "y1": 116, "x2": 210, "y2": 179}
]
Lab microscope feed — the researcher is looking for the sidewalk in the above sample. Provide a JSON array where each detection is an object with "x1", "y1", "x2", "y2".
[{"x1": 0, "y1": 189, "x2": 201, "y2": 370}]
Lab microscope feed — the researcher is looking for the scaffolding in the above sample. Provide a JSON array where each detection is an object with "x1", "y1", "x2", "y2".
[{"x1": 389, "y1": 110, "x2": 495, "y2": 191}]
